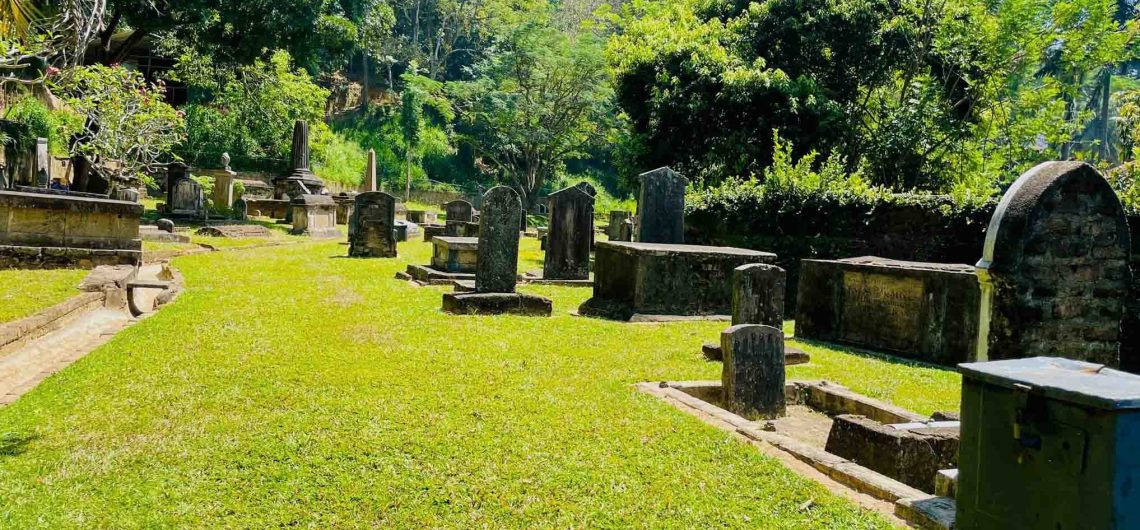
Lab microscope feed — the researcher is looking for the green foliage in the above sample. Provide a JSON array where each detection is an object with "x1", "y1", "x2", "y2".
[
  {"x1": 56, "y1": 64, "x2": 185, "y2": 187},
  {"x1": 449, "y1": 22, "x2": 612, "y2": 208},
  {"x1": 610, "y1": 0, "x2": 1139, "y2": 193},
  {"x1": 1, "y1": 95, "x2": 80, "y2": 157},
  {"x1": 313, "y1": 132, "x2": 368, "y2": 186}
]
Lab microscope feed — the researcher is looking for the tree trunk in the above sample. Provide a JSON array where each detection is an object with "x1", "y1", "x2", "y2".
[
  {"x1": 405, "y1": 151, "x2": 413, "y2": 202},
  {"x1": 362, "y1": 52, "x2": 370, "y2": 111},
  {"x1": 1099, "y1": 68, "x2": 1113, "y2": 162}
]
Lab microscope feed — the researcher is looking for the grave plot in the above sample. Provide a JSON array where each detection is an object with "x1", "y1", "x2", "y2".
[
  {"x1": 699, "y1": 263, "x2": 811, "y2": 365},
  {"x1": 194, "y1": 225, "x2": 274, "y2": 238},
  {"x1": 795, "y1": 256, "x2": 980, "y2": 366},
  {"x1": 398, "y1": 236, "x2": 479, "y2": 284},
  {"x1": 643, "y1": 327, "x2": 962, "y2": 529},
  {"x1": 580, "y1": 242, "x2": 775, "y2": 321},
  {"x1": 442, "y1": 186, "x2": 552, "y2": 316}
]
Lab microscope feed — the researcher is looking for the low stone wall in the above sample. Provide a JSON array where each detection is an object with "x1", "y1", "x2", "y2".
[
  {"x1": 796, "y1": 257, "x2": 980, "y2": 365},
  {"x1": 0, "y1": 190, "x2": 142, "y2": 269},
  {"x1": 0, "y1": 291, "x2": 105, "y2": 353}
]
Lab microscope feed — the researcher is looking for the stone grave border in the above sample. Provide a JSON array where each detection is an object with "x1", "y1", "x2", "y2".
[
  {"x1": 0, "y1": 292, "x2": 105, "y2": 354},
  {"x1": 638, "y1": 380, "x2": 954, "y2": 530}
]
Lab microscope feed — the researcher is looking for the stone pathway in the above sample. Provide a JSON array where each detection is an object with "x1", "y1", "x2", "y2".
[
  {"x1": 0, "y1": 309, "x2": 131, "y2": 405},
  {"x1": 0, "y1": 262, "x2": 176, "y2": 406}
]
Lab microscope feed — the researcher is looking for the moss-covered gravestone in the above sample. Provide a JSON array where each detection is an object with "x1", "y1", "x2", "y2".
[
  {"x1": 608, "y1": 210, "x2": 633, "y2": 242},
  {"x1": 636, "y1": 167, "x2": 687, "y2": 244},
  {"x1": 445, "y1": 199, "x2": 474, "y2": 223},
  {"x1": 733, "y1": 263, "x2": 785, "y2": 327},
  {"x1": 349, "y1": 191, "x2": 397, "y2": 258},
  {"x1": 721, "y1": 324, "x2": 786, "y2": 418},
  {"x1": 543, "y1": 182, "x2": 596, "y2": 281},
  {"x1": 977, "y1": 162, "x2": 1132, "y2": 366},
  {"x1": 443, "y1": 186, "x2": 552, "y2": 316}
]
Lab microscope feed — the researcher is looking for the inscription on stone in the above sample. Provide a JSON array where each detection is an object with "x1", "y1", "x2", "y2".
[{"x1": 840, "y1": 271, "x2": 924, "y2": 352}]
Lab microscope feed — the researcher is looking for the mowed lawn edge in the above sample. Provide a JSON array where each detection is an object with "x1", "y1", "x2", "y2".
[{"x1": 0, "y1": 237, "x2": 958, "y2": 528}]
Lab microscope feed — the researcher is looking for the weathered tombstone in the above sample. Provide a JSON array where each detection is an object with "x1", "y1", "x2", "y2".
[
  {"x1": 363, "y1": 149, "x2": 377, "y2": 192},
  {"x1": 442, "y1": 186, "x2": 552, "y2": 315},
  {"x1": 608, "y1": 210, "x2": 633, "y2": 242},
  {"x1": 233, "y1": 198, "x2": 248, "y2": 221},
  {"x1": 407, "y1": 210, "x2": 438, "y2": 224},
  {"x1": 475, "y1": 186, "x2": 523, "y2": 293},
  {"x1": 157, "y1": 219, "x2": 175, "y2": 233},
  {"x1": 976, "y1": 161, "x2": 1131, "y2": 366},
  {"x1": 636, "y1": 167, "x2": 686, "y2": 244},
  {"x1": 290, "y1": 194, "x2": 340, "y2": 239},
  {"x1": 273, "y1": 120, "x2": 326, "y2": 199},
  {"x1": 349, "y1": 191, "x2": 397, "y2": 258},
  {"x1": 721, "y1": 324, "x2": 786, "y2": 418},
  {"x1": 166, "y1": 163, "x2": 205, "y2": 218},
  {"x1": 445, "y1": 199, "x2": 474, "y2": 222},
  {"x1": 543, "y1": 183, "x2": 596, "y2": 281},
  {"x1": 34, "y1": 138, "x2": 50, "y2": 187},
  {"x1": 733, "y1": 263, "x2": 785, "y2": 327}
]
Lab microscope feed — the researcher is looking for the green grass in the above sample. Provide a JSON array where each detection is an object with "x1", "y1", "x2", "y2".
[
  {"x1": 0, "y1": 237, "x2": 960, "y2": 527},
  {"x1": 0, "y1": 269, "x2": 87, "y2": 324}
]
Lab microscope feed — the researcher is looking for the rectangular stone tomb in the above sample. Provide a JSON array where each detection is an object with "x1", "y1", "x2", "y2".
[
  {"x1": 244, "y1": 198, "x2": 291, "y2": 219},
  {"x1": 582, "y1": 241, "x2": 776, "y2": 319},
  {"x1": 431, "y1": 236, "x2": 478, "y2": 273},
  {"x1": 795, "y1": 256, "x2": 980, "y2": 366},
  {"x1": 290, "y1": 195, "x2": 340, "y2": 239},
  {"x1": 421, "y1": 224, "x2": 446, "y2": 243},
  {"x1": 0, "y1": 190, "x2": 143, "y2": 269}
]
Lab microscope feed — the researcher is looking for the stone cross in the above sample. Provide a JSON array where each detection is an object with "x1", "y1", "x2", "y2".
[
  {"x1": 349, "y1": 191, "x2": 398, "y2": 258},
  {"x1": 446, "y1": 199, "x2": 474, "y2": 223},
  {"x1": 733, "y1": 263, "x2": 785, "y2": 327},
  {"x1": 475, "y1": 186, "x2": 522, "y2": 293},
  {"x1": 635, "y1": 167, "x2": 687, "y2": 244},
  {"x1": 364, "y1": 149, "x2": 377, "y2": 192},
  {"x1": 290, "y1": 120, "x2": 310, "y2": 171},
  {"x1": 976, "y1": 161, "x2": 1132, "y2": 367},
  {"x1": 721, "y1": 324, "x2": 786, "y2": 418},
  {"x1": 543, "y1": 182, "x2": 596, "y2": 280}
]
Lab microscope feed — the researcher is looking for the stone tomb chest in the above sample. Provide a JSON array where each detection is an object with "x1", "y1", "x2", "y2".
[
  {"x1": 290, "y1": 194, "x2": 340, "y2": 239},
  {"x1": 0, "y1": 189, "x2": 143, "y2": 268},
  {"x1": 431, "y1": 236, "x2": 479, "y2": 273},
  {"x1": 585, "y1": 241, "x2": 775, "y2": 318},
  {"x1": 796, "y1": 256, "x2": 980, "y2": 365}
]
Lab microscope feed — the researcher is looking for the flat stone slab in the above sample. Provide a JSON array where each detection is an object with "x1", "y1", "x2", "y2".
[
  {"x1": 702, "y1": 342, "x2": 811, "y2": 365},
  {"x1": 140, "y1": 227, "x2": 191, "y2": 243},
  {"x1": 452, "y1": 280, "x2": 476, "y2": 292},
  {"x1": 196, "y1": 225, "x2": 274, "y2": 238},
  {"x1": 432, "y1": 236, "x2": 479, "y2": 250},
  {"x1": 404, "y1": 264, "x2": 475, "y2": 284},
  {"x1": 520, "y1": 271, "x2": 594, "y2": 287},
  {"x1": 442, "y1": 292, "x2": 553, "y2": 316}
]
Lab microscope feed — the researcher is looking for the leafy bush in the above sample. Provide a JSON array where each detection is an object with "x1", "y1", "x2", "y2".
[{"x1": 2, "y1": 95, "x2": 80, "y2": 157}]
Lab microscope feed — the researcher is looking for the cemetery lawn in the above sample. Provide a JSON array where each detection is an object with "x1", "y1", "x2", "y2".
[
  {"x1": 0, "y1": 237, "x2": 959, "y2": 527},
  {"x1": 0, "y1": 268, "x2": 86, "y2": 324}
]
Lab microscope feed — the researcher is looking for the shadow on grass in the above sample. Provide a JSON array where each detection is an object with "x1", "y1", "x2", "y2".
[
  {"x1": 0, "y1": 432, "x2": 39, "y2": 458},
  {"x1": 792, "y1": 337, "x2": 960, "y2": 374}
]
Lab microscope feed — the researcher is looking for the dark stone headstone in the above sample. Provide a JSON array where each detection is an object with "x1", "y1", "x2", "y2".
[
  {"x1": 166, "y1": 163, "x2": 205, "y2": 218},
  {"x1": 608, "y1": 210, "x2": 633, "y2": 242},
  {"x1": 445, "y1": 200, "x2": 474, "y2": 223},
  {"x1": 475, "y1": 186, "x2": 522, "y2": 293},
  {"x1": 349, "y1": 191, "x2": 397, "y2": 258},
  {"x1": 445, "y1": 220, "x2": 480, "y2": 237},
  {"x1": 34, "y1": 138, "x2": 50, "y2": 187},
  {"x1": 721, "y1": 324, "x2": 785, "y2": 418},
  {"x1": 977, "y1": 162, "x2": 1131, "y2": 366},
  {"x1": 157, "y1": 219, "x2": 175, "y2": 233},
  {"x1": 733, "y1": 263, "x2": 785, "y2": 327},
  {"x1": 233, "y1": 198, "x2": 248, "y2": 221},
  {"x1": 543, "y1": 183, "x2": 596, "y2": 280},
  {"x1": 636, "y1": 167, "x2": 687, "y2": 244}
]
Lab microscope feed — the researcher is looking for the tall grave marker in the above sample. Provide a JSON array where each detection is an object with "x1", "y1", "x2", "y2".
[
  {"x1": 543, "y1": 182, "x2": 596, "y2": 281},
  {"x1": 636, "y1": 167, "x2": 686, "y2": 244},
  {"x1": 443, "y1": 186, "x2": 552, "y2": 316},
  {"x1": 976, "y1": 161, "x2": 1131, "y2": 366}
]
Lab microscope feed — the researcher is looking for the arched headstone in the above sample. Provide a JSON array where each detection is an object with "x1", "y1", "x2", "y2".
[
  {"x1": 976, "y1": 162, "x2": 1131, "y2": 366},
  {"x1": 446, "y1": 200, "x2": 474, "y2": 223}
]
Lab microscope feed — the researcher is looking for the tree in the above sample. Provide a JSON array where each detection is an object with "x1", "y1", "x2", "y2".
[
  {"x1": 399, "y1": 68, "x2": 454, "y2": 199},
  {"x1": 57, "y1": 64, "x2": 185, "y2": 189},
  {"x1": 1, "y1": 0, "x2": 106, "y2": 86},
  {"x1": 449, "y1": 23, "x2": 611, "y2": 208}
]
